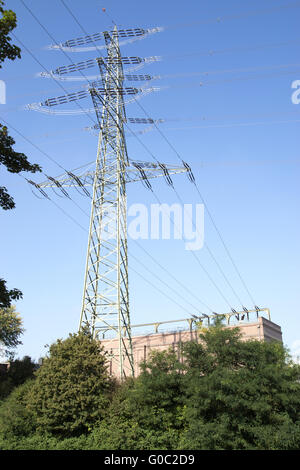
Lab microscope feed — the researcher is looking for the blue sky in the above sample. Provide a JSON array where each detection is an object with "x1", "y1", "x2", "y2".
[{"x1": 1, "y1": 0, "x2": 300, "y2": 362}]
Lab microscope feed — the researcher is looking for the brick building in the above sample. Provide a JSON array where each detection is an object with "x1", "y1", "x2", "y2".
[{"x1": 100, "y1": 314, "x2": 283, "y2": 378}]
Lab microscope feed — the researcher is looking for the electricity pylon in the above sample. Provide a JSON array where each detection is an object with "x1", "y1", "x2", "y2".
[
  {"x1": 30, "y1": 26, "x2": 188, "y2": 380},
  {"x1": 80, "y1": 29, "x2": 133, "y2": 380}
]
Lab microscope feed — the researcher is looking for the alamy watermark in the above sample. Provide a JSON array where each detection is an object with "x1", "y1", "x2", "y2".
[
  {"x1": 0, "y1": 80, "x2": 6, "y2": 104},
  {"x1": 291, "y1": 80, "x2": 300, "y2": 104},
  {"x1": 128, "y1": 203, "x2": 204, "y2": 251},
  {"x1": 99, "y1": 201, "x2": 204, "y2": 251}
]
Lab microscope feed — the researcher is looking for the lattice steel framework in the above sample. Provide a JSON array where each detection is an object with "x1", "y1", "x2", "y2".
[
  {"x1": 79, "y1": 29, "x2": 133, "y2": 379},
  {"x1": 32, "y1": 26, "x2": 188, "y2": 380}
]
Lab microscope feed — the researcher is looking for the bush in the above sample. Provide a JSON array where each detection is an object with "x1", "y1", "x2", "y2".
[
  {"x1": 0, "y1": 356, "x2": 37, "y2": 400},
  {"x1": 25, "y1": 331, "x2": 114, "y2": 437},
  {"x1": 0, "y1": 379, "x2": 36, "y2": 439}
]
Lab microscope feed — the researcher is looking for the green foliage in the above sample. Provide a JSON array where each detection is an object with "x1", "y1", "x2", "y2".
[
  {"x1": 0, "y1": 0, "x2": 21, "y2": 67},
  {"x1": 0, "y1": 124, "x2": 41, "y2": 211},
  {"x1": 0, "y1": 356, "x2": 37, "y2": 399},
  {"x1": 94, "y1": 349, "x2": 185, "y2": 450},
  {"x1": 0, "y1": 305, "x2": 24, "y2": 357},
  {"x1": 0, "y1": 380, "x2": 37, "y2": 438},
  {"x1": 0, "y1": 280, "x2": 22, "y2": 309},
  {"x1": 0, "y1": 433, "x2": 97, "y2": 450},
  {"x1": 1, "y1": 322, "x2": 300, "y2": 450},
  {"x1": 0, "y1": 1, "x2": 41, "y2": 212},
  {"x1": 0, "y1": 1, "x2": 41, "y2": 310},
  {"x1": 25, "y1": 331, "x2": 114, "y2": 437},
  {"x1": 179, "y1": 326, "x2": 300, "y2": 449},
  {"x1": 0, "y1": 124, "x2": 41, "y2": 175}
]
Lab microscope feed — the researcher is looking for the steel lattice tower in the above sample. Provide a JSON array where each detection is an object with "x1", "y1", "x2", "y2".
[
  {"x1": 30, "y1": 26, "x2": 189, "y2": 380},
  {"x1": 79, "y1": 29, "x2": 133, "y2": 379}
]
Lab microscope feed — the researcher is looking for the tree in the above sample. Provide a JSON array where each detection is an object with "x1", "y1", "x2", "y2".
[
  {"x1": 0, "y1": 124, "x2": 41, "y2": 210},
  {"x1": 1, "y1": 323, "x2": 300, "y2": 450},
  {"x1": 0, "y1": 0, "x2": 41, "y2": 308},
  {"x1": 0, "y1": 0, "x2": 20, "y2": 66},
  {"x1": 0, "y1": 305, "x2": 24, "y2": 359},
  {"x1": 0, "y1": 379, "x2": 37, "y2": 440},
  {"x1": 0, "y1": 355, "x2": 37, "y2": 400},
  {"x1": 95, "y1": 349, "x2": 185, "y2": 450},
  {"x1": 0, "y1": 0, "x2": 41, "y2": 211},
  {"x1": 179, "y1": 323, "x2": 300, "y2": 450},
  {"x1": 25, "y1": 331, "x2": 114, "y2": 437},
  {"x1": 0, "y1": 279, "x2": 22, "y2": 309}
]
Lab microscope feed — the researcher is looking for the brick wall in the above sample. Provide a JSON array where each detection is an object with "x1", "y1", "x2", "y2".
[{"x1": 100, "y1": 316, "x2": 283, "y2": 378}]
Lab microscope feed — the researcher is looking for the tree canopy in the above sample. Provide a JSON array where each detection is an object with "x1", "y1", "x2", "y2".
[
  {"x1": 0, "y1": 0, "x2": 21, "y2": 67},
  {"x1": 25, "y1": 331, "x2": 115, "y2": 437},
  {"x1": 90, "y1": 324, "x2": 300, "y2": 450},
  {"x1": 0, "y1": 124, "x2": 41, "y2": 210},
  {"x1": 0, "y1": 0, "x2": 41, "y2": 309},
  {"x1": 0, "y1": 323, "x2": 300, "y2": 450},
  {"x1": 0, "y1": 279, "x2": 22, "y2": 309},
  {"x1": 0, "y1": 0, "x2": 41, "y2": 212},
  {"x1": 0, "y1": 305, "x2": 24, "y2": 358},
  {"x1": 0, "y1": 356, "x2": 37, "y2": 400},
  {"x1": 179, "y1": 323, "x2": 300, "y2": 449},
  {"x1": 95, "y1": 349, "x2": 184, "y2": 450}
]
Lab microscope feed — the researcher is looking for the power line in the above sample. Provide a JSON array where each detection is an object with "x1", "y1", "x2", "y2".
[
  {"x1": 11, "y1": 63, "x2": 300, "y2": 98},
  {"x1": 0, "y1": 62, "x2": 298, "y2": 116},
  {"x1": 131, "y1": 238, "x2": 214, "y2": 313},
  {"x1": 20, "y1": 0, "x2": 255, "y2": 310},
  {"x1": 165, "y1": 1, "x2": 300, "y2": 30},
  {"x1": 15, "y1": 167, "x2": 208, "y2": 316},
  {"x1": 167, "y1": 67, "x2": 300, "y2": 89},
  {"x1": 0, "y1": 112, "x2": 252, "y2": 310},
  {"x1": 18, "y1": 177, "x2": 208, "y2": 317},
  {"x1": 18, "y1": 0, "x2": 160, "y2": 153},
  {"x1": 136, "y1": 96, "x2": 258, "y2": 307},
  {"x1": 10, "y1": 31, "x2": 99, "y2": 129},
  {"x1": 0, "y1": 115, "x2": 65, "y2": 171},
  {"x1": 97, "y1": 8, "x2": 259, "y2": 308},
  {"x1": 14, "y1": 107, "x2": 300, "y2": 141},
  {"x1": 15, "y1": 173, "x2": 87, "y2": 233},
  {"x1": 129, "y1": 264, "x2": 195, "y2": 316},
  {"x1": 164, "y1": 37, "x2": 300, "y2": 61},
  {"x1": 159, "y1": 62, "x2": 300, "y2": 80},
  {"x1": 0, "y1": 113, "x2": 93, "y2": 217},
  {"x1": 1, "y1": 112, "x2": 214, "y2": 315},
  {"x1": 193, "y1": 186, "x2": 257, "y2": 307},
  {"x1": 129, "y1": 251, "x2": 206, "y2": 315},
  {"x1": 20, "y1": 64, "x2": 300, "y2": 110},
  {"x1": 172, "y1": 185, "x2": 245, "y2": 308},
  {"x1": 57, "y1": 0, "x2": 254, "y2": 310},
  {"x1": 163, "y1": 118, "x2": 300, "y2": 131},
  {"x1": 62, "y1": 1, "x2": 300, "y2": 40}
]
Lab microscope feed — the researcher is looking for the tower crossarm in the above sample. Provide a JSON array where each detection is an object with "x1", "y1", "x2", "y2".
[
  {"x1": 49, "y1": 26, "x2": 163, "y2": 50},
  {"x1": 34, "y1": 160, "x2": 188, "y2": 192},
  {"x1": 126, "y1": 160, "x2": 188, "y2": 183}
]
